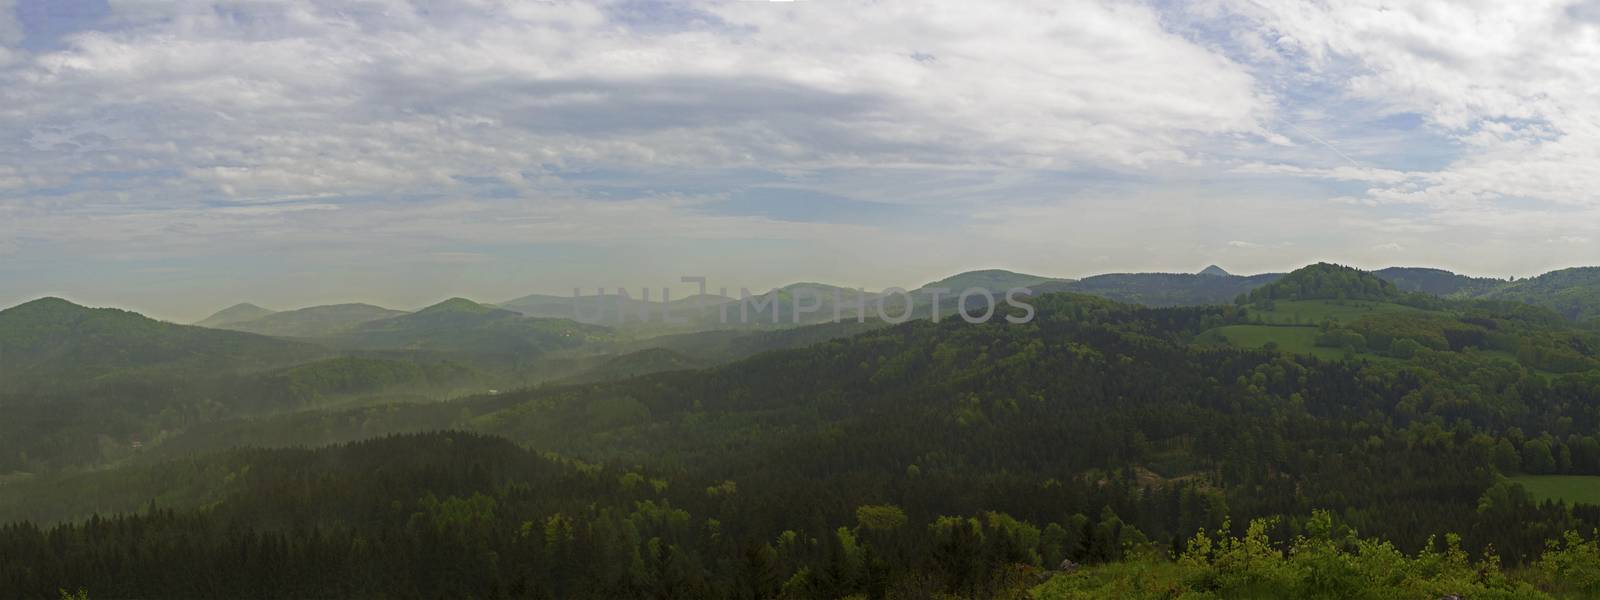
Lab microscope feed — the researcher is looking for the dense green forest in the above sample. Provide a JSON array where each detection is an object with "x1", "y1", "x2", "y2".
[{"x1": 8, "y1": 264, "x2": 1600, "y2": 597}]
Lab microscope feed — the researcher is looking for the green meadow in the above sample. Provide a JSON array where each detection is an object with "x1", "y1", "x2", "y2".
[
  {"x1": 1245, "y1": 299, "x2": 1433, "y2": 325},
  {"x1": 1194, "y1": 324, "x2": 1344, "y2": 359},
  {"x1": 1195, "y1": 300, "x2": 1451, "y2": 363},
  {"x1": 1510, "y1": 475, "x2": 1600, "y2": 506}
]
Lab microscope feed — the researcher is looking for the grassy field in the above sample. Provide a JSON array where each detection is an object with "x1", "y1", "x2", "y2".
[
  {"x1": 1247, "y1": 299, "x2": 1434, "y2": 325},
  {"x1": 1195, "y1": 300, "x2": 1448, "y2": 362},
  {"x1": 1509, "y1": 475, "x2": 1600, "y2": 506},
  {"x1": 1194, "y1": 325, "x2": 1350, "y2": 360}
]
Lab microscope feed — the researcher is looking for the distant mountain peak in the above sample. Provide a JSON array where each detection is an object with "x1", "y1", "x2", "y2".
[
  {"x1": 776, "y1": 282, "x2": 860, "y2": 295},
  {"x1": 1198, "y1": 265, "x2": 1231, "y2": 277},
  {"x1": 195, "y1": 302, "x2": 278, "y2": 328},
  {"x1": 418, "y1": 297, "x2": 497, "y2": 314},
  {"x1": 12, "y1": 296, "x2": 79, "y2": 309},
  {"x1": 2, "y1": 296, "x2": 92, "y2": 318},
  {"x1": 918, "y1": 269, "x2": 1071, "y2": 291},
  {"x1": 953, "y1": 268, "x2": 1020, "y2": 277}
]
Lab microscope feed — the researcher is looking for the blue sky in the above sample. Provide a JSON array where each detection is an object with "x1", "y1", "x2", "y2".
[{"x1": 1, "y1": 0, "x2": 1598, "y2": 321}]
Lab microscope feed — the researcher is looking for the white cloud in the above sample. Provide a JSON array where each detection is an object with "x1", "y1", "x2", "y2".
[
  {"x1": 0, "y1": 0, "x2": 1288, "y2": 289},
  {"x1": 1218, "y1": 0, "x2": 1600, "y2": 213},
  {"x1": 1231, "y1": 162, "x2": 1414, "y2": 184},
  {"x1": 3, "y1": 0, "x2": 1600, "y2": 314},
  {"x1": 0, "y1": 1, "x2": 1272, "y2": 205}
]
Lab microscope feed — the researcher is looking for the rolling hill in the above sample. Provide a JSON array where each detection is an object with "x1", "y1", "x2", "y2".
[
  {"x1": 1247, "y1": 262, "x2": 1402, "y2": 302},
  {"x1": 194, "y1": 303, "x2": 277, "y2": 328},
  {"x1": 1047, "y1": 271, "x2": 1284, "y2": 306},
  {"x1": 1351, "y1": 266, "x2": 1600, "y2": 323},
  {"x1": 1477, "y1": 267, "x2": 1600, "y2": 322},
  {"x1": 0, "y1": 297, "x2": 324, "y2": 387},
  {"x1": 216, "y1": 303, "x2": 408, "y2": 337},
  {"x1": 498, "y1": 291, "x2": 730, "y2": 323},
  {"x1": 1192, "y1": 263, "x2": 1600, "y2": 374},
  {"x1": 915, "y1": 268, "x2": 1071, "y2": 293},
  {"x1": 326, "y1": 298, "x2": 611, "y2": 355},
  {"x1": 1373, "y1": 267, "x2": 1507, "y2": 297}
]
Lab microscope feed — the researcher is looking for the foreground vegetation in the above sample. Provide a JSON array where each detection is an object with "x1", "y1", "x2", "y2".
[
  {"x1": 1036, "y1": 514, "x2": 1600, "y2": 599},
  {"x1": 10, "y1": 434, "x2": 1600, "y2": 599}
]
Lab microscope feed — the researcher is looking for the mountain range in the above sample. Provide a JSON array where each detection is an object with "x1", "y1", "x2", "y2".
[
  {"x1": 215, "y1": 303, "x2": 408, "y2": 338},
  {"x1": 484, "y1": 265, "x2": 1595, "y2": 324},
  {"x1": 71, "y1": 264, "x2": 1600, "y2": 362},
  {"x1": 9, "y1": 261, "x2": 1600, "y2": 597},
  {"x1": 8, "y1": 261, "x2": 1600, "y2": 474},
  {"x1": 0, "y1": 297, "x2": 323, "y2": 390}
]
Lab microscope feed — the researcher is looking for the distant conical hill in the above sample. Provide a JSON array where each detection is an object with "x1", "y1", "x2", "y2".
[{"x1": 195, "y1": 302, "x2": 277, "y2": 328}]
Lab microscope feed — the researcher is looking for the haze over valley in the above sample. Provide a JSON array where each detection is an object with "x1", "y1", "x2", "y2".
[{"x1": 6, "y1": 1, "x2": 1600, "y2": 597}]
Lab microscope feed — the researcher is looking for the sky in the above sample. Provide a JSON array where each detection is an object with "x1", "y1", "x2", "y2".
[{"x1": 1, "y1": 0, "x2": 1598, "y2": 322}]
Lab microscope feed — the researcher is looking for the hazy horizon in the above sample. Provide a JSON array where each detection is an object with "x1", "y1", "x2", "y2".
[
  {"x1": 2, "y1": 259, "x2": 1569, "y2": 324},
  {"x1": 3, "y1": 0, "x2": 1598, "y2": 320}
]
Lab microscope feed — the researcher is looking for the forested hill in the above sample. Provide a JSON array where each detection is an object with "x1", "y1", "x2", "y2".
[
  {"x1": 1247, "y1": 262, "x2": 1403, "y2": 302},
  {"x1": 217, "y1": 302, "x2": 407, "y2": 337},
  {"x1": 916, "y1": 268, "x2": 1071, "y2": 292},
  {"x1": 193, "y1": 302, "x2": 276, "y2": 328},
  {"x1": 0, "y1": 297, "x2": 324, "y2": 388},
  {"x1": 12, "y1": 290, "x2": 1600, "y2": 596},
  {"x1": 325, "y1": 297, "x2": 611, "y2": 354},
  {"x1": 1367, "y1": 266, "x2": 1600, "y2": 323},
  {"x1": 1374, "y1": 266, "x2": 1508, "y2": 297},
  {"x1": 1059, "y1": 264, "x2": 1600, "y2": 325},
  {"x1": 1480, "y1": 267, "x2": 1600, "y2": 322}
]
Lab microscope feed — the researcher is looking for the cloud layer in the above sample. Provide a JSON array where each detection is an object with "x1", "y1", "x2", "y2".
[{"x1": 1, "y1": 0, "x2": 1597, "y2": 319}]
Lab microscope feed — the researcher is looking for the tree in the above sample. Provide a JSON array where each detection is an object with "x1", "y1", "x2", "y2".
[{"x1": 1523, "y1": 439, "x2": 1558, "y2": 474}]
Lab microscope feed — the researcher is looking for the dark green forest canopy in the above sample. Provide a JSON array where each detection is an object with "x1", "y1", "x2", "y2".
[
  {"x1": 1248, "y1": 262, "x2": 1403, "y2": 302},
  {"x1": 9, "y1": 265, "x2": 1600, "y2": 597}
]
